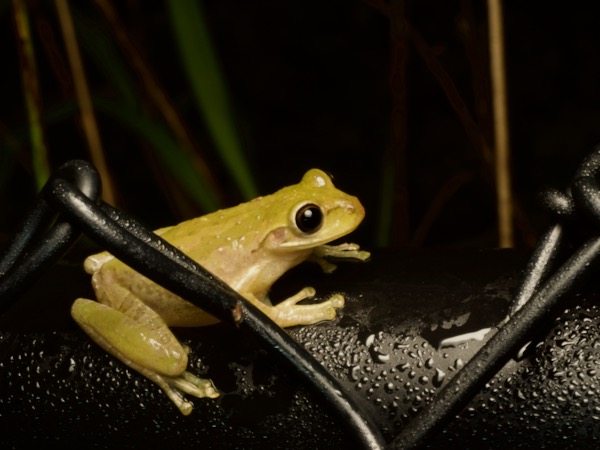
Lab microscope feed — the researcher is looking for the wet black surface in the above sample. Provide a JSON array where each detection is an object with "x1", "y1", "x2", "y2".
[{"x1": 1, "y1": 249, "x2": 600, "y2": 448}]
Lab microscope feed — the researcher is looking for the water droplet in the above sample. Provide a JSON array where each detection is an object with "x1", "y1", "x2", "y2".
[
  {"x1": 439, "y1": 328, "x2": 491, "y2": 348},
  {"x1": 433, "y1": 368, "x2": 446, "y2": 387},
  {"x1": 377, "y1": 353, "x2": 390, "y2": 363},
  {"x1": 397, "y1": 362, "x2": 410, "y2": 372}
]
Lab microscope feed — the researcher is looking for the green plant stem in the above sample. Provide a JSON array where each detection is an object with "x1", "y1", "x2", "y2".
[
  {"x1": 92, "y1": 99, "x2": 221, "y2": 212},
  {"x1": 55, "y1": 0, "x2": 117, "y2": 205},
  {"x1": 92, "y1": 0, "x2": 224, "y2": 207},
  {"x1": 166, "y1": 0, "x2": 257, "y2": 200},
  {"x1": 12, "y1": 0, "x2": 50, "y2": 191}
]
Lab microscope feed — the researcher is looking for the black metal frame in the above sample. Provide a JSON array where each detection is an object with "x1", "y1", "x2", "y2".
[
  {"x1": 390, "y1": 147, "x2": 600, "y2": 448},
  {"x1": 0, "y1": 160, "x2": 385, "y2": 449},
  {"x1": 2, "y1": 149, "x2": 600, "y2": 449}
]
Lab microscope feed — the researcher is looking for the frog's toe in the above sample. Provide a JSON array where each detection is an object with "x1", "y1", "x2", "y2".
[
  {"x1": 171, "y1": 394, "x2": 194, "y2": 416},
  {"x1": 182, "y1": 372, "x2": 219, "y2": 399},
  {"x1": 326, "y1": 293, "x2": 345, "y2": 309},
  {"x1": 272, "y1": 293, "x2": 346, "y2": 327},
  {"x1": 319, "y1": 294, "x2": 345, "y2": 319},
  {"x1": 152, "y1": 371, "x2": 218, "y2": 415},
  {"x1": 166, "y1": 372, "x2": 219, "y2": 400}
]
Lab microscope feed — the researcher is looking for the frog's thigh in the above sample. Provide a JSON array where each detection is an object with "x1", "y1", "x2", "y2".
[{"x1": 71, "y1": 296, "x2": 187, "y2": 377}]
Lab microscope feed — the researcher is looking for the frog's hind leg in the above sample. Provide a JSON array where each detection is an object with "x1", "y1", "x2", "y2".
[
  {"x1": 245, "y1": 287, "x2": 345, "y2": 328},
  {"x1": 71, "y1": 282, "x2": 218, "y2": 415}
]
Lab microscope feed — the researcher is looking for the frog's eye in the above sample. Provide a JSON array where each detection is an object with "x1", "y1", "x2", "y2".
[{"x1": 294, "y1": 203, "x2": 323, "y2": 234}]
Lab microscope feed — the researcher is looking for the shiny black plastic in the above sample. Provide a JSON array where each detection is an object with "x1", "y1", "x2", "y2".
[{"x1": 4, "y1": 148, "x2": 600, "y2": 448}]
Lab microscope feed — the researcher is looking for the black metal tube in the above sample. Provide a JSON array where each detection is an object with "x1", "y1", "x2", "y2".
[
  {"x1": 0, "y1": 196, "x2": 54, "y2": 276},
  {"x1": 0, "y1": 161, "x2": 101, "y2": 312},
  {"x1": 389, "y1": 234, "x2": 600, "y2": 449},
  {"x1": 0, "y1": 220, "x2": 79, "y2": 313},
  {"x1": 509, "y1": 224, "x2": 563, "y2": 314}
]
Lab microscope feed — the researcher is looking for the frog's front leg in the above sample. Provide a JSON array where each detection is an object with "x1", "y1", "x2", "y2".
[
  {"x1": 310, "y1": 243, "x2": 371, "y2": 273},
  {"x1": 244, "y1": 288, "x2": 344, "y2": 328},
  {"x1": 71, "y1": 280, "x2": 218, "y2": 416}
]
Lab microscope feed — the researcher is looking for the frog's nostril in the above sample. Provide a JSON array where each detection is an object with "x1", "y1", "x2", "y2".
[{"x1": 337, "y1": 200, "x2": 355, "y2": 212}]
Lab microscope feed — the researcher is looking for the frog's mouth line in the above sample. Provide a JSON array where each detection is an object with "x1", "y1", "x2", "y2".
[{"x1": 276, "y1": 223, "x2": 364, "y2": 251}]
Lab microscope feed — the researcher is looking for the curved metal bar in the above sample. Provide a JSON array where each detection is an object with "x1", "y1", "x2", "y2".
[
  {"x1": 8, "y1": 148, "x2": 600, "y2": 449},
  {"x1": 0, "y1": 161, "x2": 101, "y2": 312},
  {"x1": 509, "y1": 224, "x2": 563, "y2": 314},
  {"x1": 0, "y1": 197, "x2": 53, "y2": 277},
  {"x1": 389, "y1": 234, "x2": 600, "y2": 449},
  {"x1": 572, "y1": 176, "x2": 600, "y2": 226},
  {"x1": 45, "y1": 177, "x2": 386, "y2": 450},
  {"x1": 574, "y1": 145, "x2": 600, "y2": 178},
  {"x1": 390, "y1": 145, "x2": 600, "y2": 448}
]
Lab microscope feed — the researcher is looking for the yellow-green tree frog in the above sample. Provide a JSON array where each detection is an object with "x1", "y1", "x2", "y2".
[{"x1": 71, "y1": 169, "x2": 369, "y2": 415}]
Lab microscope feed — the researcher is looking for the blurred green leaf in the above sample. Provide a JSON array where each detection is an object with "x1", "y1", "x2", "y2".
[
  {"x1": 44, "y1": 99, "x2": 221, "y2": 212},
  {"x1": 166, "y1": 0, "x2": 257, "y2": 199},
  {"x1": 73, "y1": 8, "x2": 138, "y2": 109},
  {"x1": 93, "y1": 98, "x2": 220, "y2": 212},
  {"x1": 13, "y1": 0, "x2": 50, "y2": 190}
]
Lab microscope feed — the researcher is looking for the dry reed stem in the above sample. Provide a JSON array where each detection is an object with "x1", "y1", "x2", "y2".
[
  {"x1": 55, "y1": 0, "x2": 116, "y2": 205},
  {"x1": 93, "y1": 0, "x2": 223, "y2": 205},
  {"x1": 488, "y1": 0, "x2": 513, "y2": 247}
]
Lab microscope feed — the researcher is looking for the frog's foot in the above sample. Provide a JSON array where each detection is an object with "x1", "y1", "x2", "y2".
[
  {"x1": 72, "y1": 298, "x2": 219, "y2": 416},
  {"x1": 311, "y1": 243, "x2": 371, "y2": 273},
  {"x1": 150, "y1": 371, "x2": 219, "y2": 416},
  {"x1": 269, "y1": 287, "x2": 345, "y2": 328}
]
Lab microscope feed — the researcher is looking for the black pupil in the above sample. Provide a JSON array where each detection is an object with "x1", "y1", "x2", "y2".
[{"x1": 296, "y1": 204, "x2": 323, "y2": 234}]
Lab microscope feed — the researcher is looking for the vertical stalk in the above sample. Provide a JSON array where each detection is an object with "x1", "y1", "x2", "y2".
[
  {"x1": 166, "y1": 0, "x2": 258, "y2": 200},
  {"x1": 55, "y1": 0, "x2": 116, "y2": 205},
  {"x1": 12, "y1": 0, "x2": 50, "y2": 190},
  {"x1": 93, "y1": 0, "x2": 224, "y2": 207},
  {"x1": 488, "y1": 0, "x2": 513, "y2": 247}
]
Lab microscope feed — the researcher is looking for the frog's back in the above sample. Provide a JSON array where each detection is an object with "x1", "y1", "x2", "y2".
[{"x1": 159, "y1": 198, "x2": 273, "y2": 265}]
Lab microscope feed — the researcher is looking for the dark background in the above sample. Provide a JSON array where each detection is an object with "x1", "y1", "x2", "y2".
[{"x1": 2, "y1": 0, "x2": 600, "y2": 250}]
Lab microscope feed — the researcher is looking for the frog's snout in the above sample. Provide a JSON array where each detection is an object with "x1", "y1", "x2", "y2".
[{"x1": 341, "y1": 197, "x2": 365, "y2": 218}]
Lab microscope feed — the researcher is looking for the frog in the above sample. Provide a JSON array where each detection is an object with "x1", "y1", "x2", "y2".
[{"x1": 71, "y1": 168, "x2": 369, "y2": 415}]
